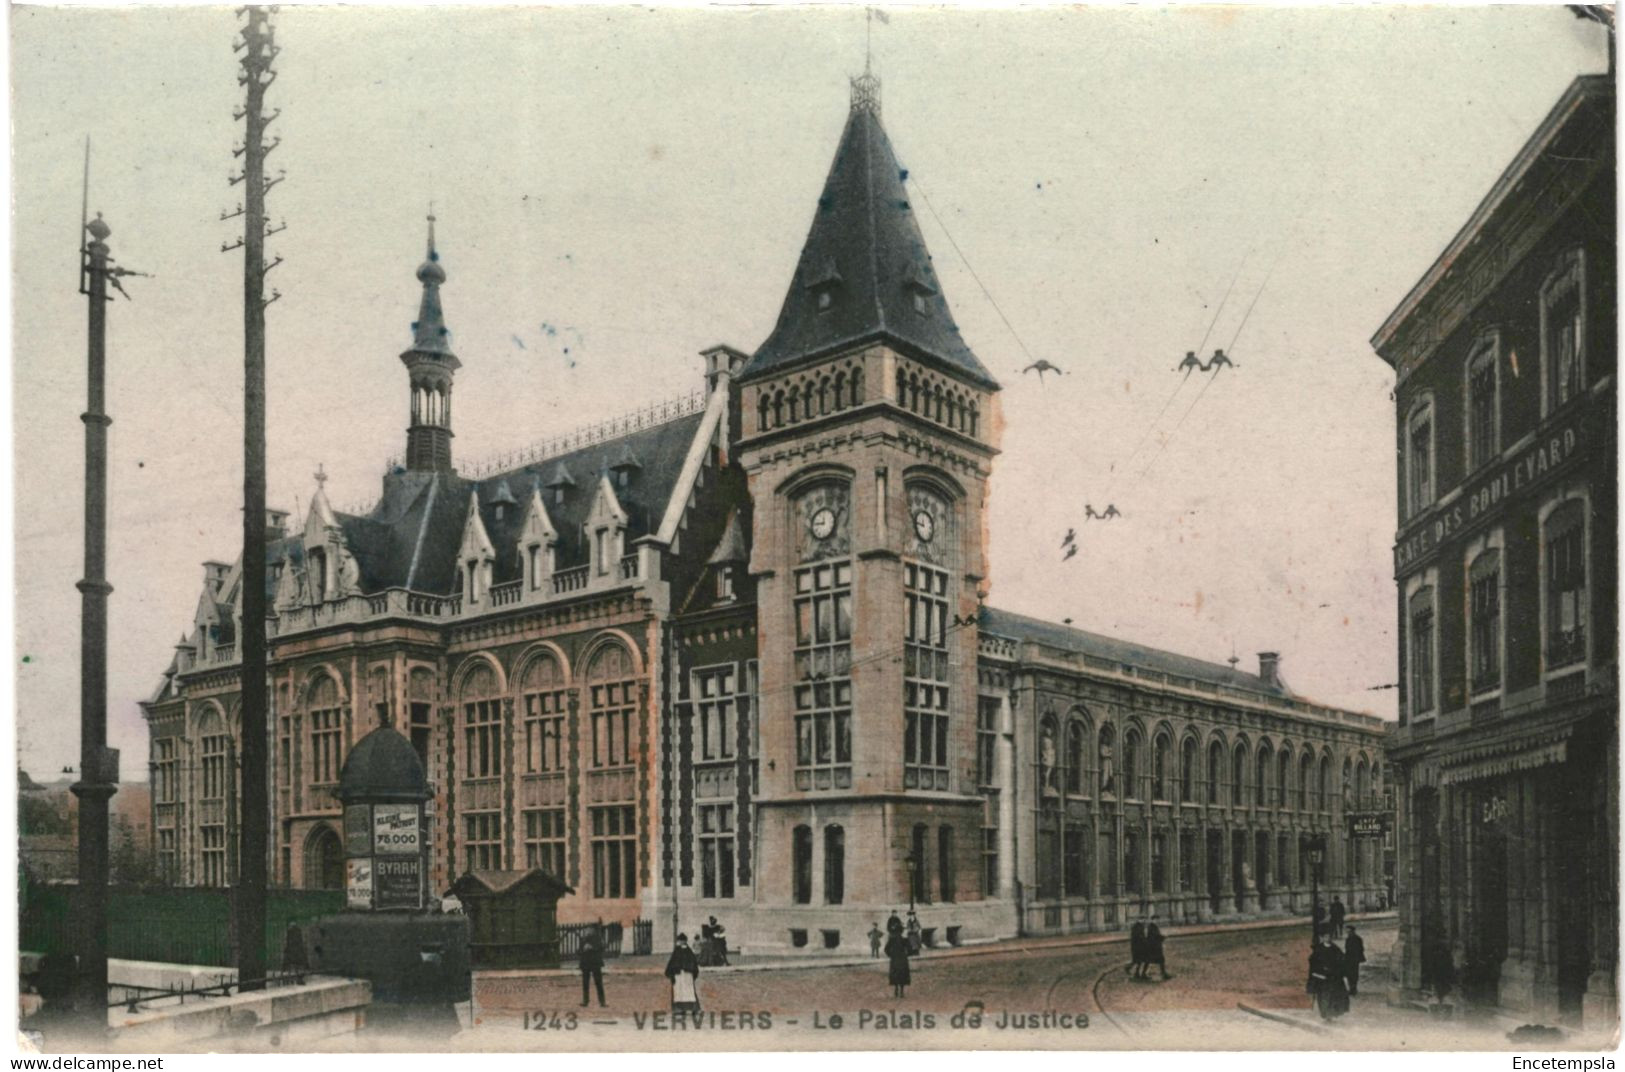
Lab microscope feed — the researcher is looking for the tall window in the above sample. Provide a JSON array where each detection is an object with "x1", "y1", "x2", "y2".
[
  {"x1": 1179, "y1": 831, "x2": 1196, "y2": 892},
  {"x1": 154, "y1": 738, "x2": 178, "y2": 804},
  {"x1": 1124, "y1": 832, "x2": 1141, "y2": 895},
  {"x1": 938, "y1": 826, "x2": 956, "y2": 903},
  {"x1": 590, "y1": 804, "x2": 637, "y2": 898},
  {"x1": 1062, "y1": 827, "x2": 1085, "y2": 896},
  {"x1": 1277, "y1": 748, "x2": 1291, "y2": 808},
  {"x1": 1207, "y1": 740, "x2": 1223, "y2": 804},
  {"x1": 202, "y1": 730, "x2": 229, "y2": 800},
  {"x1": 904, "y1": 561, "x2": 950, "y2": 789},
  {"x1": 1469, "y1": 550, "x2": 1502, "y2": 693},
  {"x1": 1467, "y1": 340, "x2": 1499, "y2": 471},
  {"x1": 1299, "y1": 752, "x2": 1313, "y2": 810},
  {"x1": 911, "y1": 823, "x2": 930, "y2": 904},
  {"x1": 1407, "y1": 401, "x2": 1435, "y2": 517},
  {"x1": 700, "y1": 804, "x2": 736, "y2": 899},
  {"x1": 1543, "y1": 251, "x2": 1585, "y2": 413},
  {"x1": 1153, "y1": 735, "x2": 1170, "y2": 801},
  {"x1": 1099, "y1": 725, "x2": 1117, "y2": 797},
  {"x1": 794, "y1": 560, "x2": 853, "y2": 789},
  {"x1": 1255, "y1": 745, "x2": 1270, "y2": 807},
  {"x1": 589, "y1": 647, "x2": 636, "y2": 769},
  {"x1": 1180, "y1": 737, "x2": 1196, "y2": 803},
  {"x1": 982, "y1": 827, "x2": 999, "y2": 897},
  {"x1": 1409, "y1": 586, "x2": 1436, "y2": 715},
  {"x1": 309, "y1": 676, "x2": 344, "y2": 787},
  {"x1": 522, "y1": 656, "x2": 567, "y2": 773},
  {"x1": 1067, "y1": 721, "x2": 1087, "y2": 794},
  {"x1": 201, "y1": 826, "x2": 226, "y2": 886},
  {"x1": 792, "y1": 825, "x2": 813, "y2": 904},
  {"x1": 465, "y1": 811, "x2": 502, "y2": 871},
  {"x1": 694, "y1": 665, "x2": 740, "y2": 762},
  {"x1": 823, "y1": 825, "x2": 844, "y2": 905},
  {"x1": 1277, "y1": 833, "x2": 1290, "y2": 887},
  {"x1": 1231, "y1": 742, "x2": 1246, "y2": 805},
  {"x1": 1122, "y1": 730, "x2": 1140, "y2": 800},
  {"x1": 1545, "y1": 502, "x2": 1587, "y2": 670},
  {"x1": 976, "y1": 697, "x2": 998, "y2": 788},
  {"x1": 524, "y1": 808, "x2": 566, "y2": 876},
  {"x1": 461, "y1": 665, "x2": 502, "y2": 778},
  {"x1": 1318, "y1": 754, "x2": 1332, "y2": 812},
  {"x1": 278, "y1": 716, "x2": 291, "y2": 790},
  {"x1": 1151, "y1": 831, "x2": 1167, "y2": 893},
  {"x1": 158, "y1": 828, "x2": 177, "y2": 884}
]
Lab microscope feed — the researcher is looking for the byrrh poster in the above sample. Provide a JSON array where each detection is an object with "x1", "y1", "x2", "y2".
[{"x1": 8, "y1": 1, "x2": 1617, "y2": 1064}]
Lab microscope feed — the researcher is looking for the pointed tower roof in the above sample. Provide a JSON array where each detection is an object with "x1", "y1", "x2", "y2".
[
  {"x1": 740, "y1": 78, "x2": 997, "y2": 389},
  {"x1": 402, "y1": 213, "x2": 460, "y2": 366}
]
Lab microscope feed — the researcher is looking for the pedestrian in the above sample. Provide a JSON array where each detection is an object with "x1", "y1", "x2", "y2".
[
  {"x1": 579, "y1": 930, "x2": 607, "y2": 1008},
  {"x1": 1325, "y1": 942, "x2": 1351, "y2": 1019},
  {"x1": 1306, "y1": 937, "x2": 1328, "y2": 1009},
  {"x1": 868, "y1": 922, "x2": 884, "y2": 959},
  {"x1": 1311, "y1": 900, "x2": 1327, "y2": 939},
  {"x1": 1127, "y1": 920, "x2": 1146, "y2": 978},
  {"x1": 709, "y1": 916, "x2": 730, "y2": 966},
  {"x1": 887, "y1": 910, "x2": 904, "y2": 938},
  {"x1": 906, "y1": 911, "x2": 923, "y2": 955},
  {"x1": 1344, "y1": 926, "x2": 1366, "y2": 996},
  {"x1": 884, "y1": 927, "x2": 912, "y2": 998},
  {"x1": 1145, "y1": 920, "x2": 1171, "y2": 981},
  {"x1": 1329, "y1": 896, "x2": 1346, "y2": 939},
  {"x1": 665, "y1": 933, "x2": 701, "y2": 1014}
]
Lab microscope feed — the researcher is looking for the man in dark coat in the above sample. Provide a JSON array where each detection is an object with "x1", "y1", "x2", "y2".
[
  {"x1": 884, "y1": 929, "x2": 912, "y2": 998},
  {"x1": 1312, "y1": 901, "x2": 1327, "y2": 939},
  {"x1": 1145, "y1": 921, "x2": 1171, "y2": 981},
  {"x1": 1344, "y1": 927, "x2": 1367, "y2": 995},
  {"x1": 1329, "y1": 896, "x2": 1346, "y2": 939},
  {"x1": 887, "y1": 910, "x2": 905, "y2": 937},
  {"x1": 1127, "y1": 921, "x2": 1147, "y2": 978},
  {"x1": 579, "y1": 931, "x2": 607, "y2": 1008}
]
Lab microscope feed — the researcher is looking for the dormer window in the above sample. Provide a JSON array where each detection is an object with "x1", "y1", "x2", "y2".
[
  {"x1": 816, "y1": 287, "x2": 834, "y2": 312},
  {"x1": 528, "y1": 544, "x2": 542, "y2": 590},
  {"x1": 717, "y1": 565, "x2": 735, "y2": 601},
  {"x1": 554, "y1": 488, "x2": 565, "y2": 505},
  {"x1": 912, "y1": 291, "x2": 927, "y2": 315}
]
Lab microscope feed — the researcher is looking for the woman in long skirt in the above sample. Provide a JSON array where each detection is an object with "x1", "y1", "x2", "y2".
[
  {"x1": 665, "y1": 934, "x2": 701, "y2": 1014},
  {"x1": 884, "y1": 931, "x2": 912, "y2": 999}
]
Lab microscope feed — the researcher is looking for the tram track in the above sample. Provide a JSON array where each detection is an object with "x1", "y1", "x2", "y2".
[{"x1": 1041, "y1": 953, "x2": 1130, "y2": 1038}]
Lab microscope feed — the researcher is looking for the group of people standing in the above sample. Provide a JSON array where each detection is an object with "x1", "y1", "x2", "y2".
[
  {"x1": 1306, "y1": 925, "x2": 1367, "y2": 1021},
  {"x1": 1127, "y1": 918, "x2": 1171, "y2": 980}
]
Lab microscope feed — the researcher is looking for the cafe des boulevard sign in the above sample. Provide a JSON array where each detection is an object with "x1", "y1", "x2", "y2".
[{"x1": 1394, "y1": 410, "x2": 1597, "y2": 575}]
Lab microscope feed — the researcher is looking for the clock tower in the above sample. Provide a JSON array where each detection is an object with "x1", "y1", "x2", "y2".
[{"x1": 736, "y1": 72, "x2": 1004, "y2": 944}]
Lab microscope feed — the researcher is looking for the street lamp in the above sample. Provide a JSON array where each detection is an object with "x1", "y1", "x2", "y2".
[
  {"x1": 905, "y1": 853, "x2": 919, "y2": 912},
  {"x1": 1306, "y1": 834, "x2": 1327, "y2": 942}
]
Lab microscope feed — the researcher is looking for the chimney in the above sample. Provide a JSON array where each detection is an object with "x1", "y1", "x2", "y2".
[
  {"x1": 1257, "y1": 652, "x2": 1281, "y2": 689},
  {"x1": 203, "y1": 561, "x2": 230, "y2": 594}
]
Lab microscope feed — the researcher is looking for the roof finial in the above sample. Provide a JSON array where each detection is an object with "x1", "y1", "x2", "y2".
[
  {"x1": 852, "y1": 8, "x2": 885, "y2": 116},
  {"x1": 426, "y1": 201, "x2": 437, "y2": 261},
  {"x1": 314, "y1": 462, "x2": 328, "y2": 490}
]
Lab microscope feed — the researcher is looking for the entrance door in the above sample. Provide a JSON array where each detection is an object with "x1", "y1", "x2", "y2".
[
  {"x1": 1471, "y1": 824, "x2": 1508, "y2": 1004},
  {"x1": 305, "y1": 826, "x2": 344, "y2": 890}
]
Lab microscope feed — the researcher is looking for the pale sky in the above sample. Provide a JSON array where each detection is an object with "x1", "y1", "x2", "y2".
[{"x1": 9, "y1": 4, "x2": 1611, "y2": 779}]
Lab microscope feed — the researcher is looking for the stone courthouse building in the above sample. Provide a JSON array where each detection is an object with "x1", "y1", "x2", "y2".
[
  {"x1": 1374, "y1": 74, "x2": 1615, "y2": 1025},
  {"x1": 143, "y1": 75, "x2": 1386, "y2": 952}
]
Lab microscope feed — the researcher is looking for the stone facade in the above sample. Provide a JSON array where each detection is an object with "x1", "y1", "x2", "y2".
[{"x1": 1373, "y1": 75, "x2": 1617, "y2": 1027}]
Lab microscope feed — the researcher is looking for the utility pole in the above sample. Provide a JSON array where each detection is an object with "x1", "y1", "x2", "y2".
[
  {"x1": 224, "y1": 5, "x2": 284, "y2": 991},
  {"x1": 72, "y1": 140, "x2": 145, "y2": 1026}
]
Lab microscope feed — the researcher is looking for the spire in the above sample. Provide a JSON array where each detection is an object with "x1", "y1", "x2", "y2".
[
  {"x1": 407, "y1": 211, "x2": 455, "y2": 358},
  {"x1": 739, "y1": 82, "x2": 997, "y2": 389}
]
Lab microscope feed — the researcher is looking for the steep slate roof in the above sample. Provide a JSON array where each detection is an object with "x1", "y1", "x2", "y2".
[
  {"x1": 740, "y1": 94, "x2": 998, "y2": 389},
  {"x1": 980, "y1": 607, "x2": 1291, "y2": 699},
  {"x1": 333, "y1": 411, "x2": 707, "y2": 595}
]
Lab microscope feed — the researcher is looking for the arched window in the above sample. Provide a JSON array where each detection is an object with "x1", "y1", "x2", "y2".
[
  {"x1": 818, "y1": 377, "x2": 831, "y2": 415},
  {"x1": 1153, "y1": 734, "x2": 1171, "y2": 801},
  {"x1": 1277, "y1": 747, "x2": 1291, "y2": 809},
  {"x1": 787, "y1": 386, "x2": 801, "y2": 425},
  {"x1": 460, "y1": 662, "x2": 501, "y2": 779},
  {"x1": 908, "y1": 373, "x2": 921, "y2": 413},
  {"x1": 1232, "y1": 741, "x2": 1247, "y2": 805},
  {"x1": 521, "y1": 653, "x2": 567, "y2": 774},
  {"x1": 896, "y1": 368, "x2": 908, "y2": 406},
  {"x1": 1207, "y1": 740, "x2": 1223, "y2": 804},
  {"x1": 938, "y1": 826, "x2": 956, "y2": 903},
  {"x1": 1410, "y1": 584, "x2": 1437, "y2": 715},
  {"x1": 933, "y1": 384, "x2": 946, "y2": 423},
  {"x1": 1355, "y1": 758, "x2": 1369, "y2": 808},
  {"x1": 1066, "y1": 720, "x2": 1086, "y2": 794},
  {"x1": 792, "y1": 825, "x2": 813, "y2": 904},
  {"x1": 308, "y1": 675, "x2": 343, "y2": 788},
  {"x1": 1098, "y1": 725, "x2": 1117, "y2": 796},
  {"x1": 1256, "y1": 743, "x2": 1271, "y2": 807},
  {"x1": 587, "y1": 643, "x2": 636, "y2": 770},
  {"x1": 304, "y1": 826, "x2": 344, "y2": 891},
  {"x1": 824, "y1": 826, "x2": 845, "y2": 905},
  {"x1": 307, "y1": 547, "x2": 328, "y2": 603},
  {"x1": 1122, "y1": 729, "x2": 1141, "y2": 800},
  {"x1": 1318, "y1": 752, "x2": 1332, "y2": 811},
  {"x1": 802, "y1": 383, "x2": 814, "y2": 420},
  {"x1": 850, "y1": 366, "x2": 863, "y2": 406},
  {"x1": 1466, "y1": 335, "x2": 1500, "y2": 471},
  {"x1": 1541, "y1": 250, "x2": 1585, "y2": 414},
  {"x1": 832, "y1": 371, "x2": 847, "y2": 411},
  {"x1": 1406, "y1": 397, "x2": 1435, "y2": 518},
  {"x1": 758, "y1": 393, "x2": 771, "y2": 433},
  {"x1": 1470, "y1": 548, "x2": 1503, "y2": 694},
  {"x1": 968, "y1": 402, "x2": 979, "y2": 437},
  {"x1": 772, "y1": 390, "x2": 785, "y2": 428},
  {"x1": 1299, "y1": 751, "x2": 1313, "y2": 810},
  {"x1": 1180, "y1": 737, "x2": 1197, "y2": 803}
]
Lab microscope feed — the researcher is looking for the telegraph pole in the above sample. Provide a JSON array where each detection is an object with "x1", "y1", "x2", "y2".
[
  {"x1": 224, "y1": 6, "x2": 284, "y2": 991},
  {"x1": 72, "y1": 141, "x2": 145, "y2": 1025}
]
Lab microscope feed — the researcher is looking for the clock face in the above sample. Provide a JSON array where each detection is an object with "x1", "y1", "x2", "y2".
[
  {"x1": 913, "y1": 509, "x2": 935, "y2": 543},
  {"x1": 810, "y1": 507, "x2": 837, "y2": 541}
]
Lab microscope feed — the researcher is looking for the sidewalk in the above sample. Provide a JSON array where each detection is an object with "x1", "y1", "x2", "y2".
[{"x1": 479, "y1": 911, "x2": 1399, "y2": 980}]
